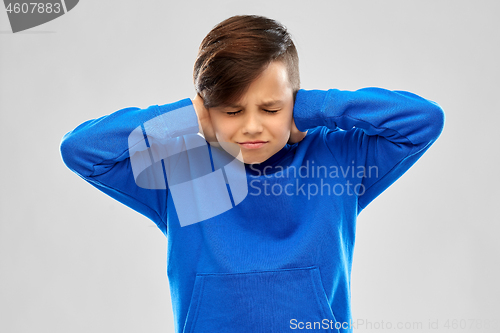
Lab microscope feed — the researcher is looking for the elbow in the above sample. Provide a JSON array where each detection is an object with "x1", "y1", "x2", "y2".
[
  {"x1": 60, "y1": 131, "x2": 76, "y2": 172},
  {"x1": 60, "y1": 130, "x2": 87, "y2": 176},
  {"x1": 407, "y1": 99, "x2": 446, "y2": 154},
  {"x1": 426, "y1": 100, "x2": 445, "y2": 141}
]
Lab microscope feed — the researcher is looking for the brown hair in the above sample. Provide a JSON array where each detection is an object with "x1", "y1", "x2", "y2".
[{"x1": 193, "y1": 15, "x2": 300, "y2": 108}]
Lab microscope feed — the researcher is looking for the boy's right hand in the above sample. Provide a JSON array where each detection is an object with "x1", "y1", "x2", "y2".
[{"x1": 192, "y1": 94, "x2": 219, "y2": 147}]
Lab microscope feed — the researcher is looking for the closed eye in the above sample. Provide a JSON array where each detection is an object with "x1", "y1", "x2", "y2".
[{"x1": 226, "y1": 109, "x2": 280, "y2": 116}]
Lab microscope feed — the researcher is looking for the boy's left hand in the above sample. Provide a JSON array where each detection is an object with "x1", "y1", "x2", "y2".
[{"x1": 288, "y1": 117, "x2": 308, "y2": 144}]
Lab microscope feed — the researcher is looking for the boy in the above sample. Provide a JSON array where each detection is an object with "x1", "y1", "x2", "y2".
[{"x1": 60, "y1": 15, "x2": 444, "y2": 333}]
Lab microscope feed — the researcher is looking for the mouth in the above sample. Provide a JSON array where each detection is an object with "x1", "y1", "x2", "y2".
[{"x1": 238, "y1": 141, "x2": 268, "y2": 149}]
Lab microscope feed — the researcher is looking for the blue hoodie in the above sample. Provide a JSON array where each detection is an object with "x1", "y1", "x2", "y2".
[{"x1": 60, "y1": 88, "x2": 445, "y2": 333}]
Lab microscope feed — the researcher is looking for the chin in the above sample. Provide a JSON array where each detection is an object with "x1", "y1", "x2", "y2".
[{"x1": 243, "y1": 155, "x2": 269, "y2": 165}]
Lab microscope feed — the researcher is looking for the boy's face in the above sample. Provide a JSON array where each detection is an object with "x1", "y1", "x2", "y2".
[{"x1": 209, "y1": 61, "x2": 294, "y2": 164}]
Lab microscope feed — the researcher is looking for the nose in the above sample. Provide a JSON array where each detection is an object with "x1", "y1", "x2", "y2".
[{"x1": 241, "y1": 110, "x2": 263, "y2": 135}]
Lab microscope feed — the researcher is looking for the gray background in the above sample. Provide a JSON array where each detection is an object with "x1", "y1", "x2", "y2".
[{"x1": 1, "y1": 0, "x2": 499, "y2": 332}]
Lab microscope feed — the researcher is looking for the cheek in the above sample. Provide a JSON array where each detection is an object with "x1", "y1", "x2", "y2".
[
  {"x1": 275, "y1": 112, "x2": 293, "y2": 135},
  {"x1": 264, "y1": 119, "x2": 289, "y2": 143},
  {"x1": 213, "y1": 118, "x2": 235, "y2": 140}
]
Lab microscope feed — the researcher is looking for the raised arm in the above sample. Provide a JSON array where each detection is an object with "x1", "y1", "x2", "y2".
[
  {"x1": 292, "y1": 87, "x2": 445, "y2": 213},
  {"x1": 60, "y1": 98, "x2": 200, "y2": 232}
]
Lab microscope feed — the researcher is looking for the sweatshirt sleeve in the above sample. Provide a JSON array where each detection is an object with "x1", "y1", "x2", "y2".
[
  {"x1": 292, "y1": 88, "x2": 445, "y2": 214},
  {"x1": 59, "y1": 98, "x2": 200, "y2": 232}
]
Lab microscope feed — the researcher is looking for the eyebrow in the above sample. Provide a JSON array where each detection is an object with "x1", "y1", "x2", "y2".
[{"x1": 225, "y1": 99, "x2": 283, "y2": 109}]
